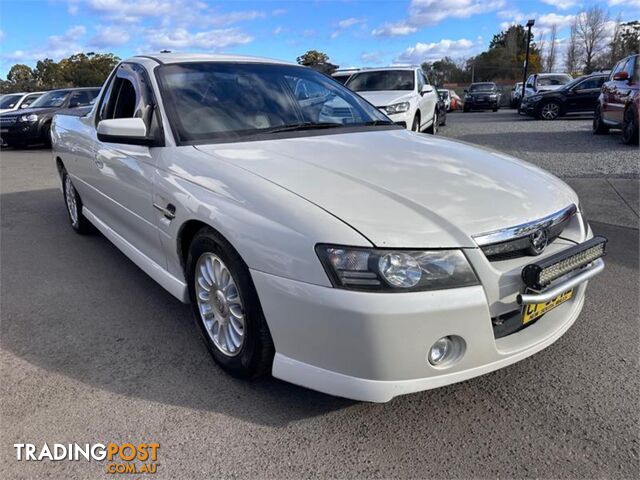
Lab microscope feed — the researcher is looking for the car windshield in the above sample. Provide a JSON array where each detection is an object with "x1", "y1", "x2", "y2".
[
  {"x1": 29, "y1": 91, "x2": 70, "y2": 108},
  {"x1": 0, "y1": 94, "x2": 23, "y2": 109},
  {"x1": 332, "y1": 74, "x2": 351, "y2": 85},
  {"x1": 537, "y1": 75, "x2": 572, "y2": 86},
  {"x1": 158, "y1": 62, "x2": 391, "y2": 144},
  {"x1": 347, "y1": 70, "x2": 415, "y2": 91},
  {"x1": 470, "y1": 83, "x2": 495, "y2": 92}
]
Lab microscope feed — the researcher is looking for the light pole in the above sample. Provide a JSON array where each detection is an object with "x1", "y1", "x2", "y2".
[{"x1": 521, "y1": 19, "x2": 535, "y2": 103}]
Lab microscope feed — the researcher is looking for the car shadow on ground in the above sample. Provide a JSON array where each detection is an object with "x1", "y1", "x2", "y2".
[{"x1": 1, "y1": 188, "x2": 637, "y2": 430}]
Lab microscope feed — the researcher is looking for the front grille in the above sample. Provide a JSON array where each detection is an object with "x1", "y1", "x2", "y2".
[
  {"x1": 0, "y1": 116, "x2": 18, "y2": 126},
  {"x1": 473, "y1": 205, "x2": 577, "y2": 262}
]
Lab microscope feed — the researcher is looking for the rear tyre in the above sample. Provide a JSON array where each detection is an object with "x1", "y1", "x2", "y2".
[
  {"x1": 492, "y1": 106, "x2": 498, "y2": 112},
  {"x1": 41, "y1": 122, "x2": 52, "y2": 146},
  {"x1": 463, "y1": 106, "x2": 469, "y2": 113},
  {"x1": 426, "y1": 111, "x2": 437, "y2": 135},
  {"x1": 622, "y1": 106, "x2": 639, "y2": 145},
  {"x1": 187, "y1": 228, "x2": 274, "y2": 379},
  {"x1": 62, "y1": 171, "x2": 92, "y2": 234},
  {"x1": 593, "y1": 105, "x2": 610, "y2": 134}
]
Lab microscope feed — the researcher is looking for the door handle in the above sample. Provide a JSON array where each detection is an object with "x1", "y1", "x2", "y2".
[
  {"x1": 153, "y1": 203, "x2": 176, "y2": 220},
  {"x1": 95, "y1": 158, "x2": 104, "y2": 169}
]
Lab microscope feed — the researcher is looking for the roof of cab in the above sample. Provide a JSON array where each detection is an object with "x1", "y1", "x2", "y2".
[{"x1": 131, "y1": 52, "x2": 294, "y2": 66}]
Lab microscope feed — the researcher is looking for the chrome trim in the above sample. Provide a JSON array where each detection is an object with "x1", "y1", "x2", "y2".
[
  {"x1": 473, "y1": 204, "x2": 577, "y2": 247},
  {"x1": 517, "y1": 258, "x2": 604, "y2": 305}
]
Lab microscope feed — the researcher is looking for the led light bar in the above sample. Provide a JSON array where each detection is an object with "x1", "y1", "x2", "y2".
[{"x1": 521, "y1": 236, "x2": 607, "y2": 290}]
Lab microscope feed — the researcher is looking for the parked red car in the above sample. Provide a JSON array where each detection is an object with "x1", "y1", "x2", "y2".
[{"x1": 593, "y1": 54, "x2": 639, "y2": 144}]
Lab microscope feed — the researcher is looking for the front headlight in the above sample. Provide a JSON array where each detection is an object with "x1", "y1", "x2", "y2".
[
  {"x1": 316, "y1": 245, "x2": 479, "y2": 292},
  {"x1": 385, "y1": 102, "x2": 410, "y2": 115},
  {"x1": 19, "y1": 114, "x2": 38, "y2": 122}
]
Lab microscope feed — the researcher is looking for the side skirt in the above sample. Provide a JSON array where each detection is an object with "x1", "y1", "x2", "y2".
[{"x1": 83, "y1": 207, "x2": 189, "y2": 303}]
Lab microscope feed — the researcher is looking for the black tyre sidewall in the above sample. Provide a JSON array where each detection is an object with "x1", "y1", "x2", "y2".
[
  {"x1": 622, "y1": 107, "x2": 639, "y2": 145},
  {"x1": 62, "y1": 171, "x2": 91, "y2": 234},
  {"x1": 411, "y1": 114, "x2": 420, "y2": 132},
  {"x1": 187, "y1": 230, "x2": 274, "y2": 379},
  {"x1": 593, "y1": 105, "x2": 609, "y2": 134}
]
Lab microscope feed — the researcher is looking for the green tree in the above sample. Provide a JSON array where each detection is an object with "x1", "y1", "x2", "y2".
[
  {"x1": 34, "y1": 58, "x2": 66, "y2": 90},
  {"x1": 59, "y1": 53, "x2": 119, "y2": 87},
  {"x1": 5, "y1": 64, "x2": 37, "y2": 92},
  {"x1": 296, "y1": 50, "x2": 330, "y2": 66}
]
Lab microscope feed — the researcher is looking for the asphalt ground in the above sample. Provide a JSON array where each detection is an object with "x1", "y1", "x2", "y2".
[{"x1": 1, "y1": 110, "x2": 638, "y2": 479}]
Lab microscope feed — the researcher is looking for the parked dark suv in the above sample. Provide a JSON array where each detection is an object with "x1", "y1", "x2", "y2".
[
  {"x1": 520, "y1": 72, "x2": 608, "y2": 120},
  {"x1": 0, "y1": 87, "x2": 100, "y2": 148},
  {"x1": 593, "y1": 54, "x2": 639, "y2": 144},
  {"x1": 463, "y1": 82, "x2": 500, "y2": 112}
]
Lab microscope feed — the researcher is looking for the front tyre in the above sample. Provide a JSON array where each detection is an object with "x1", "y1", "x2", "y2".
[
  {"x1": 539, "y1": 101, "x2": 560, "y2": 120},
  {"x1": 411, "y1": 113, "x2": 421, "y2": 132},
  {"x1": 622, "y1": 106, "x2": 639, "y2": 145},
  {"x1": 62, "y1": 171, "x2": 92, "y2": 234},
  {"x1": 187, "y1": 228, "x2": 274, "y2": 379},
  {"x1": 593, "y1": 105, "x2": 609, "y2": 134}
]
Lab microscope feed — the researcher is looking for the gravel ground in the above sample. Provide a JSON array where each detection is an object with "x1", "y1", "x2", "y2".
[
  {"x1": 1, "y1": 113, "x2": 638, "y2": 479},
  {"x1": 440, "y1": 109, "x2": 639, "y2": 178}
]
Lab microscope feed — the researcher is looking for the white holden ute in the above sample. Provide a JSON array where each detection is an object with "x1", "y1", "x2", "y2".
[
  {"x1": 345, "y1": 66, "x2": 440, "y2": 133},
  {"x1": 51, "y1": 54, "x2": 606, "y2": 402}
]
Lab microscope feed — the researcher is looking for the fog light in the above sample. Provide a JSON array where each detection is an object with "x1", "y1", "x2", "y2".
[
  {"x1": 428, "y1": 337, "x2": 452, "y2": 365},
  {"x1": 428, "y1": 335, "x2": 465, "y2": 367}
]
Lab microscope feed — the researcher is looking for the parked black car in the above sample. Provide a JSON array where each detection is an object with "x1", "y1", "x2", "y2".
[
  {"x1": 520, "y1": 73, "x2": 608, "y2": 120},
  {"x1": 463, "y1": 83, "x2": 500, "y2": 112},
  {"x1": 0, "y1": 87, "x2": 100, "y2": 147}
]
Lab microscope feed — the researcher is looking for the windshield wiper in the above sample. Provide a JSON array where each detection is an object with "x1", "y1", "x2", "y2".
[{"x1": 265, "y1": 122, "x2": 346, "y2": 134}]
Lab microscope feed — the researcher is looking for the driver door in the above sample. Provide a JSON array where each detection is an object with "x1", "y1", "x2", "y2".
[{"x1": 88, "y1": 63, "x2": 166, "y2": 268}]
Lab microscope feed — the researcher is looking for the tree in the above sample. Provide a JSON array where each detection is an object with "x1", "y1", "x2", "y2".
[
  {"x1": 59, "y1": 53, "x2": 119, "y2": 87},
  {"x1": 296, "y1": 50, "x2": 330, "y2": 66},
  {"x1": 565, "y1": 19, "x2": 581, "y2": 75},
  {"x1": 544, "y1": 25, "x2": 558, "y2": 73},
  {"x1": 34, "y1": 58, "x2": 66, "y2": 90},
  {"x1": 609, "y1": 20, "x2": 640, "y2": 64},
  {"x1": 6, "y1": 64, "x2": 37, "y2": 92},
  {"x1": 575, "y1": 6, "x2": 610, "y2": 74}
]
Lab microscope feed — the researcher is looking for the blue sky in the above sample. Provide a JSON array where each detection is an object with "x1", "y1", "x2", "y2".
[{"x1": 0, "y1": 0, "x2": 638, "y2": 78}]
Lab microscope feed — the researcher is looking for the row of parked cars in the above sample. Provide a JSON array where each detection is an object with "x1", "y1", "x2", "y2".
[
  {"x1": 0, "y1": 87, "x2": 101, "y2": 148},
  {"x1": 514, "y1": 54, "x2": 639, "y2": 144}
]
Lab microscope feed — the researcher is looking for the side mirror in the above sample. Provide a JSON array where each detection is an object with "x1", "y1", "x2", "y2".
[
  {"x1": 613, "y1": 71, "x2": 629, "y2": 81},
  {"x1": 97, "y1": 118, "x2": 153, "y2": 146},
  {"x1": 421, "y1": 85, "x2": 434, "y2": 95}
]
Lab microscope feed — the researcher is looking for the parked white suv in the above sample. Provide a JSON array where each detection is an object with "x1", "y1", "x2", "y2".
[
  {"x1": 0, "y1": 91, "x2": 44, "y2": 114},
  {"x1": 345, "y1": 67, "x2": 440, "y2": 133}
]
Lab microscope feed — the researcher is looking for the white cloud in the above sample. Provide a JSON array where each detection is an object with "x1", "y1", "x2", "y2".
[
  {"x1": 331, "y1": 17, "x2": 365, "y2": 39},
  {"x1": 0, "y1": 29, "x2": 4, "y2": 41},
  {"x1": 372, "y1": 0, "x2": 505, "y2": 36},
  {"x1": 145, "y1": 27, "x2": 253, "y2": 50},
  {"x1": 609, "y1": 0, "x2": 640, "y2": 7},
  {"x1": 361, "y1": 51, "x2": 384, "y2": 64},
  {"x1": 372, "y1": 22, "x2": 417, "y2": 37},
  {"x1": 273, "y1": 26, "x2": 284, "y2": 35},
  {"x1": 540, "y1": 0, "x2": 579, "y2": 10},
  {"x1": 395, "y1": 38, "x2": 478, "y2": 64},
  {"x1": 89, "y1": 25, "x2": 131, "y2": 47},
  {"x1": 2, "y1": 25, "x2": 87, "y2": 62}
]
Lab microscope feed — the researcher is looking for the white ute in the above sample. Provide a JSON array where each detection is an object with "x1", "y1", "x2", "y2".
[{"x1": 52, "y1": 54, "x2": 606, "y2": 402}]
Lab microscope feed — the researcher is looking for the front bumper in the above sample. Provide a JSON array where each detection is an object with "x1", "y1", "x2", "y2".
[
  {"x1": 465, "y1": 97, "x2": 499, "y2": 109},
  {"x1": 382, "y1": 109, "x2": 412, "y2": 130},
  {"x1": 0, "y1": 121, "x2": 42, "y2": 143},
  {"x1": 519, "y1": 99, "x2": 539, "y2": 115},
  {"x1": 252, "y1": 253, "x2": 599, "y2": 402}
]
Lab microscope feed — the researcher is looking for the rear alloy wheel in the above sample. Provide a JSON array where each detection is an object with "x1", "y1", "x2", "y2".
[
  {"x1": 539, "y1": 101, "x2": 560, "y2": 120},
  {"x1": 593, "y1": 105, "x2": 610, "y2": 134},
  {"x1": 622, "y1": 107, "x2": 639, "y2": 145},
  {"x1": 62, "y1": 171, "x2": 92, "y2": 234}
]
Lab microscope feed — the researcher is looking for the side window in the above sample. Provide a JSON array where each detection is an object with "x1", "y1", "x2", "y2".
[
  {"x1": 416, "y1": 71, "x2": 424, "y2": 92},
  {"x1": 576, "y1": 77, "x2": 604, "y2": 90},
  {"x1": 611, "y1": 60, "x2": 626, "y2": 79},
  {"x1": 623, "y1": 57, "x2": 635, "y2": 79},
  {"x1": 69, "y1": 90, "x2": 93, "y2": 108},
  {"x1": 21, "y1": 94, "x2": 40, "y2": 108}
]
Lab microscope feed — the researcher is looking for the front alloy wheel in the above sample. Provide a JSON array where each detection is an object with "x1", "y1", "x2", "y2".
[
  {"x1": 62, "y1": 172, "x2": 91, "y2": 234},
  {"x1": 195, "y1": 253, "x2": 245, "y2": 356},
  {"x1": 622, "y1": 107, "x2": 639, "y2": 145},
  {"x1": 540, "y1": 101, "x2": 560, "y2": 120}
]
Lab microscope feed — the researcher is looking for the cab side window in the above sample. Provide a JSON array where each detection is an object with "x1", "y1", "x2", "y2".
[
  {"x1": 623, "y1": 56, "x2": 635, "y2": 79},
  {"x1": 69, "y1": 90, "x2": 93, "y2": 108},
  {"x1": 102, "y1": 77, "x2": 138, "y2": 119},
  {"x1": 21, "y1": 94, "x2": 41, "y2": 108},
  {"x1": 576, "y1": 77, "x2": 604, "y2": 90},
  {"x1": 416, "y1": 71, "x2": 424, "y2": 92},
  {"x1": 611, "y1": 60, "x2": 626, "y2": 79}
]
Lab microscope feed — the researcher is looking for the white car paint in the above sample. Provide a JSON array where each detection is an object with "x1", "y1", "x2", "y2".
[
  {"x1": 345, "y1": 67, "x2": 439, "y2": 132},
  {"x1": 0, "y1": 91, "x2": 44, "y2": 114},
  {"x1": 524, "y1": 73, "x2": 573, "y2": 99},
  {"x1": 52, "y1": 53, "x2": 604, "y2": 402}
]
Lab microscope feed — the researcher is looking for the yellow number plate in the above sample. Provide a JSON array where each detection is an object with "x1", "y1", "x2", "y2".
[{"x1": 522, "y1": 289, "x2": 574, "y2": 324}]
